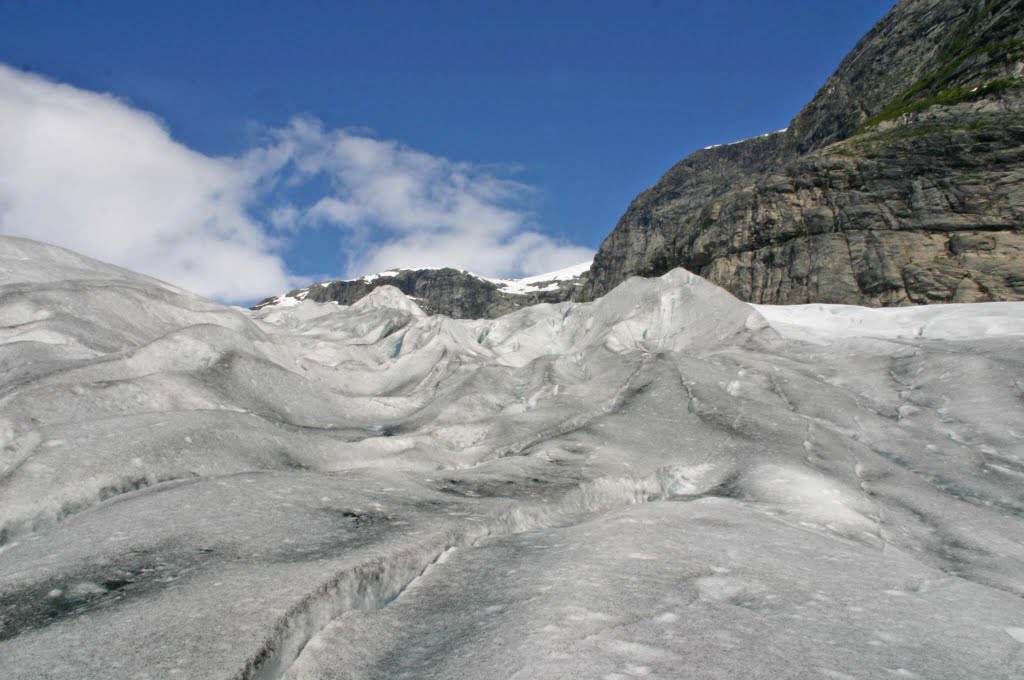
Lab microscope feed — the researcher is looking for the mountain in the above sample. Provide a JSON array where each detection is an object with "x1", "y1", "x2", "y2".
[
  {"x1": 257, "y1": 0, "x2": 1023, "y2": 317},
  {"x1": 581, "y1": 0, "x2": 1024, "y2": 305},
  {"x1": 3, "y1": 234, "x2": 1024, "y2": 679},
  {"x1": 253, "y1": 261, "x2": 590, "y2": 319}
]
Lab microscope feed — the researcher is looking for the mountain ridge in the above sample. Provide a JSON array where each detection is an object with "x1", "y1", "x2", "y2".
[
  {"x1": 253, "y1": 261, "x2": 590, "y2": 319},
  {"x1": 257, "y1": 0, "x2": 1024, "y2": 317}
]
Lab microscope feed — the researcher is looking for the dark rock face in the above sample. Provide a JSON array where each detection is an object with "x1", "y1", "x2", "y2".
[
  {"x1": 680, "y1": 107, "x2": 1024, "y2": 305},
  {"x1": 253, "y1": 268, "x2": 582, "y2": 319},
  {"x1": 581, "y1": 0, "x2": 1024, "y2": 305}
]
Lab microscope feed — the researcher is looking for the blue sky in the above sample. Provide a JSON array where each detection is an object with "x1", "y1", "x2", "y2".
[{"x1": 0, "y1": 0, "x2": 895, "y2": 303}]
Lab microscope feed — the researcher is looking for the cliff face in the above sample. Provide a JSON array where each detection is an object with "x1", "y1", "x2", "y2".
[
  {"x1": 253, "y1": 266, "x2": 586, "y2": 319},
  {"x1": 581, "y1": 0, "x2": 1024, "y2": 305}
]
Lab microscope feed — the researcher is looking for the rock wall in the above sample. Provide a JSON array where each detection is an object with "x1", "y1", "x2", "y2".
[{"x1": 581, "y1": 0, "x2": 1024, "y2": 305}]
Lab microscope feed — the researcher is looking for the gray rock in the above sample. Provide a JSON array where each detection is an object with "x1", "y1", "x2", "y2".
[
  {"x1": 581, "y1": 0, "x2": 1024, "y2": 306},
  {"x1": 253, "y1": 268, "x2": 583, "y2": 319}
]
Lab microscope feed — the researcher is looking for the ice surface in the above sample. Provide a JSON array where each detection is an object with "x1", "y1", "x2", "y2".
[
  {"x1": 1, "y1": 235, "x2": 1023, "y2": 680},
  {"x1": 754, "y1": 301, "x2": 1024, "y2": 342},
  {"x1": 286, "y1": 501, "x2": 1024, "y2": 680}
]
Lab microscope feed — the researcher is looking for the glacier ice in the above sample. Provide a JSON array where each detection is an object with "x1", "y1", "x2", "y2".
[{"x1": 1, "y1": 235, "x2": 1023, "y2": 679}]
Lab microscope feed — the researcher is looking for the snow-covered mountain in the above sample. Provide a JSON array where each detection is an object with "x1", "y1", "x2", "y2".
[
  {"x1": 3, "y1": 235, "x2": 1024, "y2": 679},
  {"x1": 253, "y1": 261, "x2": 592, "y2": 319}
]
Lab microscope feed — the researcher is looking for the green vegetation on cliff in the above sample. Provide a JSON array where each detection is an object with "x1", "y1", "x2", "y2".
[
  {"x1": 861, "y1": 77, "x2": 1020, "y2": 129},
  {"x1": 862, "y1": 0, "x2": 1024, "y2": 128}
]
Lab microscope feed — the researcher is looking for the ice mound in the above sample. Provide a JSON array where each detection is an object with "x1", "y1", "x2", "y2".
[
  {"x1": 350, "y1": 284, "x2": 427, "y2": 318},
  {"x1": 471, "y1": 268, "x2": 771, "y2": 367},
  {"x1": 1, "y1": 236, "x2": 1023, "y2": 680},
  {"x1": 586, "y1": 269, "x2": 770, "y2": 353},
  {"x1": 0, "y1": 236, "x2": 189, "y2": 291}
]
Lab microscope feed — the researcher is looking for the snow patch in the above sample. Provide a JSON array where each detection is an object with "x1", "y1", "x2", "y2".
[
  {"x1": 703, "y1": 127, "x2": 788, "y2": 150},
  {"x1": 753, "y1": 301, "x2": 1024, "y2": 342},
  {"x1": 485, "y1": 260, "x2": 592, "y2": 295}
]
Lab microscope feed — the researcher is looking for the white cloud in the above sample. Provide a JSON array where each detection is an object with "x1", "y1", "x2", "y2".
[
  {"x1": 0, "y1": 64, "x2": 298, "y2": 302},
  {"x1": 0, "y1": 66, "x2": 593, "y2": 302},
  {"x1": 268, "y1": 204, "x2": 301, "y2": 231},
  {"x1": 265, "y1": 118, "x2": 594, "y2": 278}
]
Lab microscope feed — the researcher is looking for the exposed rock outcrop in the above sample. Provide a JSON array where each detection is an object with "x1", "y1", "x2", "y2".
[
  {"x1": 580, "y1": 0, "x2": 1024, "y2": 305},
  {"x1": 253, "y1": 265, "x2": 588, "y2": 319}
]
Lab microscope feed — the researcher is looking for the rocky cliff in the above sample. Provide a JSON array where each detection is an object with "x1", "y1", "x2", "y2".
[
  {"x1": 581, "y1": 0, "x2": 1024, "y2": 305},
  {"x1": 253, "y1": 263, "x2": 589, "y2": 318}
]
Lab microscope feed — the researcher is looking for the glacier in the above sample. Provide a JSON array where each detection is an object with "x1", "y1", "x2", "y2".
[{"x1": 1, "y1": 235, "x2": 1023, "y2": 679}]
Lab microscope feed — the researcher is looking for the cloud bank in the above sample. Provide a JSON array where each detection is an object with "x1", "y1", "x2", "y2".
[
  {"x1": 0, "y1": 64, "x2": 296, "y2": 301},
  {"x1": 267, "y1": 118, "x2": 594, "y2": 278},
  {"x1": 0, "y1": 65, "x2": 593, "y2": 302}
]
